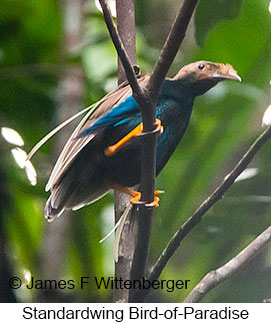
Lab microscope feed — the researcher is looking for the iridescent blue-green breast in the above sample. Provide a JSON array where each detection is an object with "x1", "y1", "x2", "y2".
[{"x1": 92, "y1": 79, "x2": 195, "y2": 187}]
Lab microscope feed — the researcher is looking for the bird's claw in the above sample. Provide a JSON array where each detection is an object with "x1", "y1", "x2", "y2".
[{"x1": 130, "y1": 189, "x2": 164, "y2": 208}]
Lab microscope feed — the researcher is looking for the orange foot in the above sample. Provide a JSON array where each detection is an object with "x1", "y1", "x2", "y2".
[
  {"x1": 104, "y1": 118, "x2": 163, "y2": 157},
  {"x1": 109, "y1": 183, "x2": 164, "y2": 207},
  {"x1": 130, "y1": 190, "x2": 164, "y2": 207}
]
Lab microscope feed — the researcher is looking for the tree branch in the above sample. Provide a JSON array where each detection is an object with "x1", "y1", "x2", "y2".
[
  {"x1": 184, "y1": 225, "x2": 271, "y2": 303},
  {"x1": 98, "y1": 0, "x2": 144, "y2": 104},
  {"x1": 148, "y1": 126, "x2": 271, "y2": 285},
  {"x1": 99, "y1": 0, "x2": 199, "y2": 302},
  {"x1": 147, "y1": 0, "x2": 198, "y2": 99},
  {"x1": 98, "y1": 1, "x2": 155, "y2": 302},
  {"x1": 116, "y1": 0, "x2": 136, "y2": 84},
  {"x1": 129, "y1": 0, "x2": 199, "y2": 302},
  {"x1": 113, "y1": 0, "x2": 136, "y2": 303}
]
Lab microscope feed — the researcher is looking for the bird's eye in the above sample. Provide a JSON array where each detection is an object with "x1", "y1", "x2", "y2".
[{"x1": 198, "y1": 63, "x2": 205, "y2": 70}]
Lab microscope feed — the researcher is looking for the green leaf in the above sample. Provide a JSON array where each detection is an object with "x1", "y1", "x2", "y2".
[{"x1": 195, "y1": 0, "x2": 243, "y2": 47}]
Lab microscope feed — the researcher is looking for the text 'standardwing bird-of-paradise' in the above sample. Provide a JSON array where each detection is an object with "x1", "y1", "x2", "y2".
[{"x1": 30, "y1": 61, "x2": 241, "y2": 222}]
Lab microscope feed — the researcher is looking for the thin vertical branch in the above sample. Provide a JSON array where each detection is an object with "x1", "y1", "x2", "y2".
[
  {"x1": 98, "y1": 0, "x2": 199, "y2": 303},
  {"x1": 98, "y1": 0, "x2": 144, "y2": 101},
  {"x1": 129, "y1": 0, "x2": 199, "y2": 302},
  {"x1": 114, "y1": 0, "x2": 136, "y2": 303},
  {"x1": 147, "y1": 0, "x2": 198, "y2": 99},
  {"x1": 116, "y1": 0, "x2": 136, "y2": 84}
]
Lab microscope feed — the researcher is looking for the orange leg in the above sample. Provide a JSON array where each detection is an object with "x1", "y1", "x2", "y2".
[
  {"x1": 109, "y1": 183, "x2": 164, "y2": 207},
  {"x1": 104, "y1": 118, "x2": 163, "y2": 157}
]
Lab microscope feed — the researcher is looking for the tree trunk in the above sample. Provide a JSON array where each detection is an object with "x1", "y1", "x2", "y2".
[{"x1": 113, "y1": 0, "x2": 136, "y2": 303}]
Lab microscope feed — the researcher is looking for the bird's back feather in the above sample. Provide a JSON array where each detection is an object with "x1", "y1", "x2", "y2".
[{"x1": 46, "y1": 74, "x2": 151, "y2": 193}]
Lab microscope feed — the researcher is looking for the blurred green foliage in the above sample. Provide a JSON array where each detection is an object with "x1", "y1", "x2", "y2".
[
  {"x1": 195, "y1": 0, "x2": 244, "y2": 47},
  {"x1": 0, "y1": 0, "x2": 271, "y2": 303}
]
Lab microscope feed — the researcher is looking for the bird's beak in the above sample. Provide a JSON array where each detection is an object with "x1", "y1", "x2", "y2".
[{"x1": 212, "y1": 72, "x2": 242, "y2": 82}]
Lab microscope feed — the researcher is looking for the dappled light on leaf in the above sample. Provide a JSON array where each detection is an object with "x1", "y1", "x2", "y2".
[
  {"x1": 1, "y1": 127, "x2": 24, "y2": 146},
  {"x1": 235, "y1": 168, "x2": 259, "y2": 182},
  {"x1": 95, "y1": 0, "x2": 116, "y2": 17},
  {"x1": 11, "y1": 148, "x2": 37, "y2": 186},
  {"x1": 262, "y1": 105, "x2": 271, "y2": 126},
  {"x1": 224, "y1": 168, "x2": 258, "y2": 183},
  {"x1": 11, "y1": 147, "x2": 27, "y2": 169},
  {"x1": 23, "y1": 269, "x2": 32, "y2": 285}
]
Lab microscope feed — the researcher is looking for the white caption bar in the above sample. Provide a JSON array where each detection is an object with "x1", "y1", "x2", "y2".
[{"x1": 0, "y1": 303, "x2": 269, "y2": 322}]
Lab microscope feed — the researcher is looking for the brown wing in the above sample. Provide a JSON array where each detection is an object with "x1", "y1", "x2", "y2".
[{"x1": 46, "y1": 74, "x2": 151, "y2": 192}]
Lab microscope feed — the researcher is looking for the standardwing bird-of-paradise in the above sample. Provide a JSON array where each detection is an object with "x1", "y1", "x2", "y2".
[{"x1": 33, "y1": 61, "x2": 241, "y2": 222}]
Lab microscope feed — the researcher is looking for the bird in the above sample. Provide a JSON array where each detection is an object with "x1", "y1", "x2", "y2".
[{"x1": 43, "y1": 61, "x2": 241, "y2": 222}]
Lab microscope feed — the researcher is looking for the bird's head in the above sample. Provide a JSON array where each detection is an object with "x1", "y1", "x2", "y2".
[{"x1": 173, "y1": 61, "x2": 241, "y2": 96}]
